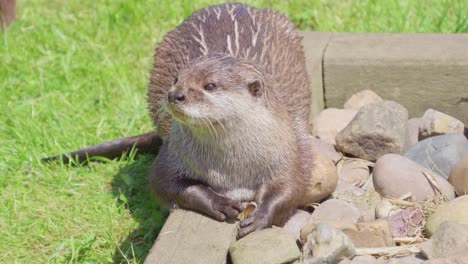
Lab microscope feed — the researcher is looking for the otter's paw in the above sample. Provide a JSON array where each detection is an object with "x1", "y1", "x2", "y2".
[
  {"x1": 208, "y1": 197, "x2": 244, "y2": 222},
  {"x1": 238, "y1": 211, "x2": 272, "y2": 238}
]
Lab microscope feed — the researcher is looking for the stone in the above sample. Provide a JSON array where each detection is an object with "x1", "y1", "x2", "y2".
[
  {"x1": 335, "y1": 101, "x2": 408, "y2": 161},
  {"x1": 430, "y1": 221, "x2": 468, "y2": 258},
  {"x1": 373, "y1": 154, "x2": 455, "y2": 202},
  {"x1": 344, "y1": 89, "x2": 384, "y2": 110},
  {"x1": 229, "y1": 227, "x2": 300, "y2": 264},
  {"x1": 283, "y1": 209, "x2": 312, "y2": 240},
  {"x1": 335, "y1": 180, "x2": 365, "y2": 193},
  {"x1": 342, "y1": 220, "x2": 395, "y2": 248},
  {"x1": 301, "y1": 221, "x2": 357, "y2": 243},
  {"x1": 404, "y1": 118, "x2": 423, "y2": 152},
  {"x1": 426, "y1": 195, "x2": 468, "y2": 236},
  {"x1": 422, "y1": 255, "x2": 468, "y2": 264},
  {"x1": 419, "y1": 221, "x2": 468, "y2": 259},
  {"x1": 312, "y1": 108, "x2": 358, "y2": 145},
  {"x1": 310, "y1": 199, "x2": 362, "y2": 224},
  {"x1": 419, "y1": 109, "x2": 465, "y2": 140},
  {"x1": 332, "y1": 189, "x2": 382, "y2": 222},
  {"x1": 449, "y1": 156, "x2": 468, "y2": 196},
  {"x1": 303, "y1": 223, "x2": 355, "y2": 264},
  {"x1": 388, "y1": 207, "x2": 424, "y2": 237},
  {"x1": 404, "y1": 134, "x2": 468, "y2": 180},
  {"x1": 144, "y1": 209, "x2": 238, "y2": 264},
  {"x1": 386, "y1": 255, "x2": 426, "y2": 264},
  {"x1": 310, "y1": 136, "x2": 342, "y2": 164},
  {"x1": 337, "y1": 158, "x2": 372, "y2": 187}
]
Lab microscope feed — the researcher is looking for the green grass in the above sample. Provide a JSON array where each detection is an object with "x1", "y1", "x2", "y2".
[{"x1": 1, "y1": 0, "x2": 466, "y2": 262}]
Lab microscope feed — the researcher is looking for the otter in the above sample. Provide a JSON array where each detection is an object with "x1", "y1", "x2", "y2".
[{"x1": 43, "y1": 3, "x2": 337, "y2": 238}]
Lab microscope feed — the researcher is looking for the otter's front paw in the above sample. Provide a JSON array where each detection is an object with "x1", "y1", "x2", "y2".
[
  {"x1": 208, "y1": 197, "x2": 244, "y2": 222},
  {"x1": 238, "y1": 210, "x2": 272, "y2": 238}
]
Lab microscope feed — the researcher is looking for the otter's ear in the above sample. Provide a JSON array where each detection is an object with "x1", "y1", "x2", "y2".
[{"x1": 248, "y1": 80, "x2": 262, "y2": 97}]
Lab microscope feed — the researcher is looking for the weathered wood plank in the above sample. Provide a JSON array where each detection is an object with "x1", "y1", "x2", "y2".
[{"x1": 144, "y1": 209, "x2": 239, "y2": 264}]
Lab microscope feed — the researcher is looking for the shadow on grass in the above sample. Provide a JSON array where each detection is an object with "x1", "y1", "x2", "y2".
[{"x1": 110, "y1": 154, "x2": 169, "y2": 263}]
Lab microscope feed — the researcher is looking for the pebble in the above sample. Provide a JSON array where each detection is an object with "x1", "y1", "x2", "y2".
[
  {"x1": 404, "y1": 133, "x2": 468, "y2": 180},
  {"x1": 373, "y1": 154, "x2": 455, "y2": 202},
  {"x1": 342, "y1": 219, "x2": 394, "y2": 248},
  {"x1": 312, "y1": 108, "x2": 358, "y2": 145},
  {"x1": 282, "y1": 209, "x2": 312, "y2": 240},
  {"x1": 310, "y1": 199, "x2": 362, "y2": 224},
  {"x1": 310, "y1": 136, "x2": 342, "y2": 164},
  {"x1": 448, "y1": 156, "x2": 468, "y2": 196},
  {"x1": 229, "y1": 227, "x2": 300, "y2": 264},
  {"x1": 388, "y1": 207, "x2": 424, "y2": 237},
  {"x1": 336, "y1": 101, "x2": 408, "y2": 161},
  {"x1": 419, "y1": 109, "x2": 465, "y2": 140},
  {"x1": 430, "y1": 221, "x2": 468, "y2": 259},
  {"x1": 337, "y1": 158, "x2": 372, "y2": 187},
  {"x1": 403, "y1": 118, "x2": 423, "y2": 152},
  {"x1": 343, "y1": 89, "x2": 384, "y2": 110},
  {"x1": 425, "y1": 195, "x2": 468, "y2": 237},
  {"x1": 302, "y1": 223, "x2": 355, "y2": 264},
  {"x1": 332, "y1": 189, "x2": 382, "y2": 222}
]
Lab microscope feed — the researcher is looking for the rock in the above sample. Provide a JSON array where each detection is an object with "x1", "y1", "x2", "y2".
[
  {"x1": 336, "y1": 101, "x2": 408, "y2": 161},
  {"x1": 404, "y1": 118, "x2": 423, "y2": 152},
  {"x1": 342, "y1": 220, "x2": 395, "y2": 248},
  {"x1": 312, "y1": 108, "x2": 358, "y2": 145},
  {"x1": 310, "y1": 136, "x2": 342, "y2": 164},
  {"x1": 419, "y1": 109, "x2": 465, "y2": 140},
  {"x1": 419, "y1": 239, "x2": 434, "y2": 259},
  {"x1": 430, "y1": 221, "x2": 468, "y2": 258},
  {"x1": 301, "y1": 221, "x2": 357, "y2": 243},
  {"x1": 283, "y1": 209, "x2": 312, "y2": 240},
  {"x1": 332, "y1": 189, "x2": 382, "y2": 222},
  {"x1": 303, "y1": 223, "x2": 355, "y2": 264},
  {"x1": 404, "y1": 134, "x2": 468, "y2": 180},
  {"x1": 426, "y1": 195, "x2": 468, "y2": 236},
  {"x1": 310, "y1": 199, "x2": 362, "y2": 224},
  {"x1": 343, "y1": 89, "x2": 383, "y2": 110},
  {"x1": 229, "y1": 227, "x2": 300, "y2": 264},
  {"x1": 386, "y1": 255, "x2": 426, "y2": 264},
  {"x1": 422, "y1": 255, "x2": 468, "y2": 264},
  {"x1": 449, "y1": 156, "x2": 468, "y2": 196},
  {"x1": 388, "y1": 207, "x2": 424, "y2": 237},
  {"x1": 337, "y1": 158, "x2": 372, "y2": 187},
  {"x1": 375, "y1": 199, "x2": 401, "y2": 219},
  {"x1": 335, "y1": 180, "x2": 365, "y2": 193},
  {"x1": 373, "y1": 154, "x2": 455, "y2": 202}
]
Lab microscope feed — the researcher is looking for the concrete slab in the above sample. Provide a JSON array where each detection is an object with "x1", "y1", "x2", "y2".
[
  {"x1": 323, "y1": 33, "x2": 468, "y2": 126},
  {"x1": 300, "y1": 31, "x2": 334, "y2": 124},
  {"x1": 144, "y1": 209, "x2": 238, "y2": 264}
]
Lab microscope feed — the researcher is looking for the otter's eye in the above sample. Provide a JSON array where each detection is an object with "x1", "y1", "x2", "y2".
[
  {"x1": 204, "y1": 83, "x2": 216, "y2": 91},
  {"x1": 173, "y1": 77, "x2": 178, "y2": 85}
]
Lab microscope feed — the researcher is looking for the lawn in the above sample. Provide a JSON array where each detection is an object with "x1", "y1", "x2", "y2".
[{"x1": 1, "y1": 0, "x2": 466, "y2": 262}]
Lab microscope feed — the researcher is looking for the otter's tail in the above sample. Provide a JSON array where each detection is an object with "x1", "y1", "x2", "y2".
[{"x1": 42, "y1": 132, "x2": 162, "y2": 163}]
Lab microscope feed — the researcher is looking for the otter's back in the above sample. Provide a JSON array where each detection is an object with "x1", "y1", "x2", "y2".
[{"x1": 148, "y1": 3, "x2": 311, "y2": 139}]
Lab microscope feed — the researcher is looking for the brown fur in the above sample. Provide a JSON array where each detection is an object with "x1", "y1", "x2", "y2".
[
  {"x1": 0, "y1": 0, "x2": 16, "y2": 29},
  {"x1": 148, "y1": 3, "x2": 318, "y2": 237}
]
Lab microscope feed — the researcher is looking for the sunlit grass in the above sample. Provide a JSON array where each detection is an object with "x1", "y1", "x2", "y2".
[{"x1": 1, "y1": 0, "x2": 466, "y2": 262}]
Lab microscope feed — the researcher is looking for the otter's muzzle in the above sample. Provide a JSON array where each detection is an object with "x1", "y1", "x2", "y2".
[{"x1": 168, "y1": 91, "x2": 185, "y2": 104}]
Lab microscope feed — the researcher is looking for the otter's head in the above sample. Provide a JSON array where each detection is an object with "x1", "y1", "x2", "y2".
[{"x1": 166, "y1": 54, "x2": 267, "y2": 127}]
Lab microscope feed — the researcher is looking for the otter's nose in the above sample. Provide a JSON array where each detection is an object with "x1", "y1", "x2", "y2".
[{"x1": 168, "y1": 91, "x2": 185, "y2": 104}]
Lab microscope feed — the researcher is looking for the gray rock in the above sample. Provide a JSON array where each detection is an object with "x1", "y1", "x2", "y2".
[
  {"x1": 303, "y1": 223, "x2": 355, "y2": 264},
  {"x1": 386, "y1": 255, "x2": 426, "y2": 264},
  {"x1": 404, "y1": 133, "x2": 468, "y2": 179},
  {"x1": 431, "y1": 221, "x2": 468, "y2": 258},
  {"x1": 312, "y1": 108, "x2": 358, "y2": 145},
  {"x1": 336, "y1": 101, "x2": 408, "y2": 161},
  {"x1": 283, "y1": 209, "x2": 312, "y2": 240},
  {"x1": 373, "y1": 154, "x2": 455, "y2": 202},
  {"x1": 343, "y1": 89, "x2": 384, "y2": 110},
  {"x1": 426, "y1": 195, "x2": 468, "y2": 237},
  {"x1": 449, "y1": 156, "x2": 468, "y2": 196},
  {"x1": 342, "y1": 220, "x2": 395, "y2": 248},
  {"x1": 419, "y1": 109, "x2": 465, "y2": 140},
  {"x1": 422, "y1": 255, "x2": 468, "y2": 264},
  {"x1": 229, "y1": 227, "x2": 300, "y2": 264}
]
